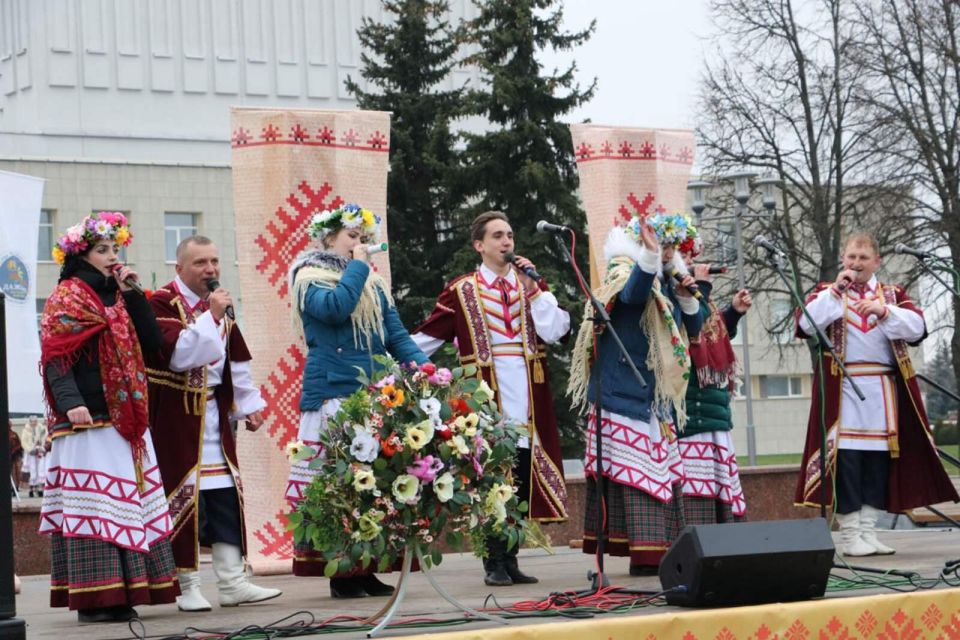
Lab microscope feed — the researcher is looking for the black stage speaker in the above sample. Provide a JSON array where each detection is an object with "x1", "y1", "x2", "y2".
[{"x1": 658, "y1": 518, "x2": 834, "y2": 607}]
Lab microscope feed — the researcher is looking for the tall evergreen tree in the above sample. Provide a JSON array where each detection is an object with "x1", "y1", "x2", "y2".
[
  {"x1": 458, "y1": 0, "x2": 596, "y2": 456},
  {"x1": 346, "y1": 0, "x2": 466, "y2": 327}
]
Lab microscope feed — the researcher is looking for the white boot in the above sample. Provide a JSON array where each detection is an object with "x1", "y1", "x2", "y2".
[
  {"x1": 211, "y1": 543, "x2": 282, "y2": 607},
  {"x1": 176, "y1": 570, "x2": 213, "y2": 612},
  {"x1": 14, "y1": 574, "x2": 21, "y2": 595},
  {"x1": 835, "y1": 511, "x2": 877, "y2": 556},
  {"x1": 859, "y1": 505, "x2": 896, "y2": 555}
]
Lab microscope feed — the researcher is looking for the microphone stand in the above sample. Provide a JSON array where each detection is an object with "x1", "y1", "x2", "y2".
[
  {"x1": 911, "y1": 255, "x2": 960, "y2": 298},
  {"x1": 762, "y1": 249, "x2": 865, "y2": 519},
  {"x1": 550, "y1": 231, "x2": 651, "y2": 595}
]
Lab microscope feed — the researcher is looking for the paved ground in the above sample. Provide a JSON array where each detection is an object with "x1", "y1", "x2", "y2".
[{"x1": 13, "y1": 526, "x2": 960, "y2": 640}]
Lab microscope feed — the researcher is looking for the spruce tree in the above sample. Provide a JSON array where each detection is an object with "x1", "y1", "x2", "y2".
[
  {"x1": 346, "y1": 0, "x2": 466, "y2": 328},
  {"x1": 458, "y1": 0, "x2": 596, "y2": 456}
]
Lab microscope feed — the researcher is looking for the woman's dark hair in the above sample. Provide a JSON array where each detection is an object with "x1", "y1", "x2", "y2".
[{"x1": 58, "y1": 251, "x2": 93, "y2": 282}]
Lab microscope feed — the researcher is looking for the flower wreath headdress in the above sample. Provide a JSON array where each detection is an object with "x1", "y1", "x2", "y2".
[
  {"x1": 52, "y1": 211, "x2": 133, "y2": 265},
  {"x1": 307, "y1": 203, "x2": 381, "y2": 243},
  {"x1": 623, "y1": 211, "x2": 699, "y2": 250}
]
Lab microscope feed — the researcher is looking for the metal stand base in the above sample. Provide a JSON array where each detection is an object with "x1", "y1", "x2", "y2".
[{"x1": 365, "y1": 548, "x2": 508, "y2": 637}]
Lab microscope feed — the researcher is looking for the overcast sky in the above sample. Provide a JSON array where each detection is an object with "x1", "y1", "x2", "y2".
[{"x1": 538, "y1": 1, "x2": 712, "y2": 131}]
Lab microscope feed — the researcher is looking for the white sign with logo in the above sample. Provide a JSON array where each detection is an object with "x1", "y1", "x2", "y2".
[{"x1": 0, "y1": 170, "x2": 44, "y2": 413}]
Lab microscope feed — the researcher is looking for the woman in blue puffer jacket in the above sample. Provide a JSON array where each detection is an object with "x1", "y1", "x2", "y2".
[{"x1": 284, "y1": 203, "x2": 427, "y2": 599}]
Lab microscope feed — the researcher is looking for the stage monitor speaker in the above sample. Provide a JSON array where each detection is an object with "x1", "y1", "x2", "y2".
[{"x1": 659, "y1": 518, "x2": 834, "y2": 607}]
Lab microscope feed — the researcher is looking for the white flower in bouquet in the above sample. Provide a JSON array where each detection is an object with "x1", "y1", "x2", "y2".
[
  {"x1": 432, "y1": 472, "x2": 455, "y2": 503},
  {"x1": 284, "y1": 439, "x2": 308, "y2": 462},
  {"x1": 349, "y1": 430, "x2": 379, "y2": 463},
  {"x1": 392, "y1": 474, "x2": 420, "y2": 504},
  {"x1": 353, "y1": 466, "x2": 376, "y2": 492},
  {"x1": 357, "y1": 511, "x2": 384, "y2": 541},
  {"x1": 449, "y1": 435, "x2": 470, "y2": 456},
  {"x1": 484, "y1": 491, "x2": 508, "y2": 524},
  {"x1": 419, "y1": 397, "x2": 443, "y2": 425},
  {"x1": 490, "y1": 482, "x2": 515, "y2": 505},
  {"x1": 404, "y1": 424, "x2": 429, "y2": 450},
  {"x1": 475, "y1": 379, "x2": 494, "y2": 402}
]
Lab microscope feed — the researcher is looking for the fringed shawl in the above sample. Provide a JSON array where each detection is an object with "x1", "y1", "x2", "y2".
[
  {"x1": 568, "y1": 229, "x2": 691, "y2": 430},
  {"x1": 289, "y1": 250, "x2": 393, "y2": 350}
]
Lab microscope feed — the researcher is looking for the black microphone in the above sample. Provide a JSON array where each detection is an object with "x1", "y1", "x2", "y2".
[
  {"x1": 206, "y1": 278, "x2": 235, "y2": 320},
  {"x1": 698, "y1": 265, "x2": 728, "y2": 275},
  {"x1": 754, "y1": 235, "x2": 785, "y2": 257},
  {"x1": 110, "y1": 264, "x2": 144, "y2": 295},
  {"x1": 666, "y1": 265, "x2": 702, "y2": 300},
  {"x1": 894, "y1": 243, "x2": 931, "y2": 259},
  {"x1": 536, "y1": 220, "x2": 570, "y2": 234},
  {"x1": 504, "y1": 252, "x2": 542, "y2": 282}
]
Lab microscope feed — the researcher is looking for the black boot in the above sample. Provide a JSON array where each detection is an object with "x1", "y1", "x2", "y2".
[
  {"x1": 357, "y1": 574, "x2": 395, "y2": 597},
  {"x1": 503, "y1": 545, "x2": 538, "y2": 584},
  {"x1": 483, "y1": 537, "x2": 512, "y2": 586},
  {"x1": 77, "y1": 608, "x2": 119, "y2": 623},
  {"x1": 330, "y1": 577, "x2": 368, "y2": 598},
  {"x1": 629, "y1": 564, "x2": 659, "y2": 576}
]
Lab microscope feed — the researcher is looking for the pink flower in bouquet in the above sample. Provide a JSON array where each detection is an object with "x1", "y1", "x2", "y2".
[
  {"x1": 374, "y1": 374, "x2": 396, "y2": 389},
  {"x1": 407, "y1": 455, "x2": 445, "y2": 483},
  {"x1": 428, "y1": 367, "x2": 453, "y2": 386}
]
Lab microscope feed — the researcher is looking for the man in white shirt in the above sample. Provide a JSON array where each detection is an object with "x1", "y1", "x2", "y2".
[
  {"x1": 412, "y1": 211, "x2": 570, "y2": 586},
  {"x1": 148, "y1": 236, "x2": 281, "y2": 611}
]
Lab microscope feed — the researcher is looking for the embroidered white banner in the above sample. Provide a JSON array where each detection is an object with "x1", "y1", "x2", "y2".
[{"x1": 0, "y1": 170, "x2": 45, "y2": 413}]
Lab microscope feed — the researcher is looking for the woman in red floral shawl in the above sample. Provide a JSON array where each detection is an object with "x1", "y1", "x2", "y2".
[{"x1": 39, "y1": 212, "x2": 179, "y2": 624}]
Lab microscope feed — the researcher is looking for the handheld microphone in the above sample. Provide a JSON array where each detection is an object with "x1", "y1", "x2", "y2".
[
  {"x1": 110, "y1": 264, "x2": 144, "y2": 295},
  {"x1": 504, "y1": 252, "x2": 542, "y2": 282},
  {"x1": 366, "y1": 242, "x2": 388, "y2": 255},
  {"x1": 206, "y1": 278, "x2": 235, "y2": 321},
  {"x1": 894, "y1": 243, "x2": 931, "y2": 259},
  {"x1": 754, "y1": 235, "x2": 786, "y2": 257},
  {"x1": 696, "y1": 265, "x2": 728, "y2": 275},
  {"x1": 536, "y1": 220, "x2": 570, "y2": 234},
  {"x1": 666, "y1": 265, "x2": 702, "y2": 300}
]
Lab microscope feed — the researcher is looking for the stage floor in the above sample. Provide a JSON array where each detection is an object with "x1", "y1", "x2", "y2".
[{"x1": 15, "y1": 527, "x2": 960, "y2": 639}]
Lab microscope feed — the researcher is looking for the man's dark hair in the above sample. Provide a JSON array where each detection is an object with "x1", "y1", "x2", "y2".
[{"x1": 471, "y1": 211, "x2": 510, "y2": 243}]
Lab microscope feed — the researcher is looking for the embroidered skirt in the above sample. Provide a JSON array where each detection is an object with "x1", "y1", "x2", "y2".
[
  {"x1": 40, "y1": 426, "x2": 178, "y2": 609},
  {"x1": 582, "y1": 406, "x2": 685, "y2": 568},
  {"x1": 678, "y1": 430, "x2": 746, "y2": 522}
]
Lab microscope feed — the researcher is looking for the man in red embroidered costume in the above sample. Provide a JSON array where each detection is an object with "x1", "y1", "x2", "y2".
[
  {"x1": 796, "y1": 232, "x2": 958, "y2": 556},
  {"x1": 412, "y1": 211, "x2": 570, "y2": 586},
  {"x1": 148, "y1": 236, "x2": 281, "y2": 611}
]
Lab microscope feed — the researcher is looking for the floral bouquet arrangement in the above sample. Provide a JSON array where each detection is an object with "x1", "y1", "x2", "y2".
[{"x1": 286, "y1": 356, "x2": 533, "y2": 576}]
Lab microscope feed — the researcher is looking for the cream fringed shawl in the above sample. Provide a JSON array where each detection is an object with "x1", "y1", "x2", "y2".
[
  {"x1": 567, "y1": 232, "x2": 691, "y2": 431},
  {"x1": 288, "y1": 250, "x2": 394, "y2": 349}
]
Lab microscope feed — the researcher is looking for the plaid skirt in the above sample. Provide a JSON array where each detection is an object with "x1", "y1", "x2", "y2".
[
  {"x1": 582, "y1": 476, "x2": 685, "y2": 569},
  {"x1": 50, "y1": 533, "x2": 179, "y2": 610},
  {"x1": 682, "y1": 495, "x2": 746, "y2": 525}
]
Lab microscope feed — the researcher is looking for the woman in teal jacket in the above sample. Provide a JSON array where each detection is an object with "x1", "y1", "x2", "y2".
[
  {"x1": 679, "y1": 249, "x2": 752, "y2": 524},
  {"x1": 284, "y1": 203, "x2": 427, "y2": 598}
]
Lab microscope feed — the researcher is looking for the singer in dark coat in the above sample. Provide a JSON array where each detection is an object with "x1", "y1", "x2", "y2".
[{"x1": 146, "y1": 235, "x2": 280, "y2": 611}]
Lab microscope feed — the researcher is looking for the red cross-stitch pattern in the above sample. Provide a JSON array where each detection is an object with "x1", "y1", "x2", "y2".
[
  {"x1": 922, "y1": 603, "x2": 943, "y2": 630},
  {"x1": 261, "y1": 124, "x2": 282, "y2": 142},
  {"x1": 677, "y1": 146, "x2": 694, "y2": 163},
  {"x1": 617, "y1": 191, "x2": 657, "y2": 224},
  {"x1": 659, "y1": 143, "x2": 672, "y2": 161},
  {"x1": 639, "y1": 141, "x2": 656, "y2": 158},
  {"x1": 232, "y1": 127, "x2": 252, "y2": 145},
  {"x1": 261, "y1": 344, "x2": 307, "y2": 452},
  {"x1": 857, "y1": 609, "x2": 879, "y2": 636},
  {"x1": 618, "y1": 140, "x2": 635, "y2": 157},
  {"x1": 600, "y1": 140, "x2": 613, "y2": 155},
  {"x1": 290, "y1": 124, "x2": 310, "y2": 142},
  {"x1": 367, "y1": 130, "x2": 387, "y2": 149},
  {"x1": 252, "y1": 509, "x2": 294, "y2": 561},
  {"x1": 254, "y1": 180, "x2": 344, "y2": 299},
  {"x1": 317, "y1": 126, "x2": 335, "y2": 144},
  {"x1": 576, "y1": 142, "x2": 593, "y2": 160},
  {"x1": 341, "y1": 128, "x2": 359, "y2": 146}
]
